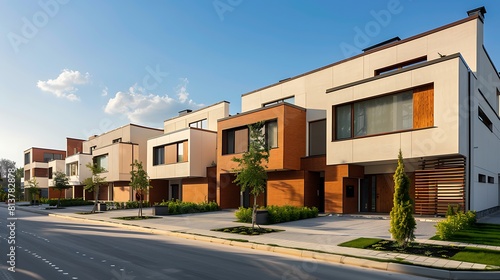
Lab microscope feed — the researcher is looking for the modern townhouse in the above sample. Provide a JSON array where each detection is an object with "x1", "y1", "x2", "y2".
[
  {"x1": 81, "y1": 124, "x2": 163, "y2": 202},
  {"x1": 64, "y1": 137, "x2": 91, "y2": 199},
  {"x1": 23, "y1": 147, "x2": 66, "y2": 199},
  {"x1": 147, "y1": 101, "x2": 230, "y2": 204},
  {"x1": 216, "y1": 7, "x2": 500, "y2": 216}
]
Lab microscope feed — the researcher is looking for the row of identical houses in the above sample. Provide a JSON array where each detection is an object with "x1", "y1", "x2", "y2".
[{"x1": 24, "y1": 7, "x2": 500, "y2": 216}]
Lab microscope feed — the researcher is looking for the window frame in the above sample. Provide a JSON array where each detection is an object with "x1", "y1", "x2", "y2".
[
  {"x1": 93, "y1": 154, "x2": 109, "y2": 172},
  {"x1": 333, "y1": 89, "x2": 416, "y2": 140},
  {"x1": 153, "y1": 145, "x2": 165, "y2": 166}
]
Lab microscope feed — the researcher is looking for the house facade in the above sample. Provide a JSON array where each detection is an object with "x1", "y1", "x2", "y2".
[
  {"x1": 147, "y1": 101, "x2": 230, "y2": 204},
  {"x1": 217, "y1": 7, "x2": 500, "y2": 216},
  {"x1": 82, "y1": 124, "x2": 163, "y2": 202},
  {"x1": 23, "y1": 147, "x2": 66, "y2": 199}
]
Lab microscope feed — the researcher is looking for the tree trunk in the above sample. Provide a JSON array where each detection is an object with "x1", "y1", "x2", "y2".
[
  {"x1": 92, "y1": 186, "x2": 99, "y2": 213},
  {"x1": 251, "y1": 195, "x2": 257, "y2": 230}
]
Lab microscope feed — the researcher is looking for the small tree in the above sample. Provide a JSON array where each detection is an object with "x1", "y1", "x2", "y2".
[
  {"x1": 27, "y1": 177, "x2": 41, "y2": 204},
  {"x1": 130, "y1": 160, "x2": 150, "y2": 217},
  {"x1": 53, "y1": 171, "x2": 71, "y2": 208},
  {"x1": 389, "y1": 150, "x2": 416, "y2": 248},
  {"x1": 232, "y1": 122, "x2": 270, "y2": 230},
  {"x1": 83, "y1": 163, "x2": 106, "y2": 213}
]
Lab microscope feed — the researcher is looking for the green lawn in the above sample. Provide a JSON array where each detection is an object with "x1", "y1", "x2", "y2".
[
  {"x1": 431, "y1": 223, "x2": 500, "y2": 246},
  {"x1": 338, "y1": 238, "x2": 382, "y2": 248},
  {"x1": 452, "y1": 247, "x2": 500, "y2": 266}
]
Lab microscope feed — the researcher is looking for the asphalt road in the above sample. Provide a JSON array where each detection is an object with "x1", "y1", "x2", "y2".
[{"x1": 0, "y1": 207, "x2": 437, "y2": 280}]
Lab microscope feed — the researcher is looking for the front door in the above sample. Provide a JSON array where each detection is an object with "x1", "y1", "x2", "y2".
[
  {"x1": 170, "y1": 184, "x2": 180, "y2": 200},
  {"x1": 360, "y1": 175, "x2": 377, "y2": 212}
]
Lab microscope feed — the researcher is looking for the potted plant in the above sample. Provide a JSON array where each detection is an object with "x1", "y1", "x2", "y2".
[{"x1": 152, "y1": 201, "x2": 169, "y2": 215}]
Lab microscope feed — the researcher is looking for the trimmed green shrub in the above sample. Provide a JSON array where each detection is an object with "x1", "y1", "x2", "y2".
[
  {"x1": 435, "y1": 210, "x2": 476, "y2": 240},
  {"x1": 156, "y1": 200, "x2": 219, "y2": 215},
  {"x1": 236, "y1": 205, "x2": 318, "y2": 224},
  {"x1": 39, "y1": 198, "x2": 94, "y2": 207}
]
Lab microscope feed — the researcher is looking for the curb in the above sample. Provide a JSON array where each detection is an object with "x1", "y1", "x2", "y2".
[{"x1": 45, "y1": 213, "x2": 500, "y2": 280}]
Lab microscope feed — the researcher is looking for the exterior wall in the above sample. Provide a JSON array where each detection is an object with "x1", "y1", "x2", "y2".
[
  {"x1": 182, "y1": 178, "x2": 209, "y2": 203},
  {"x1": 113, "y1": 182, "x2": 131, "y2": 202},
  {"x1": 147, "y1": 129, "x2": 217, "y2": 179},
  {"x1": 47, "y1": 159, "x2": 65, "y2": 187},
  {"x1": 65, "y1": 153, "x2": 93, "y2": 186},
  {"x1": 164, "y1": 101, "x2": 230, "y2": 133},
  {"x1": 66, "y1": 138, "x2": 84, "y2": 156},
  {"x1": 470, "y1": 72, "x2": 500, "y2": 211},
  {"x1": 23, "y1": 148, "x2": 66, "y2": 197},
  {"x1": 327, "y1": 57, "x2": 466, "y2": 165},
  {"x1": 149, "y1": 179, "x2": 169, "y2": 204},
  {"x1": 217, "y1": 103, "x2": 306, "y2": 172},
  {"x1": 129, "y1": 125, "x2": 163, "y2": 167},
  {"x1": 91, "y1": 142, "x2": 139, "y2": 182},
  {"x1": 267, "y1": 171, "x2": 305, "y2": 207}
]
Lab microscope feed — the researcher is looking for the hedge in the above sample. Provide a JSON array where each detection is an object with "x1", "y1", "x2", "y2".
[
  {"x1": 235, "y1": 205, "x2": 319, "y2": 224},
  {"x1": 435, "y1": 210, "x2": 476, "y2": 240},
  {"x1": 40, "y1": 198, "x2": 94, "y2": 207},
  {"x1": 156, "y1": 200, "x2": 219, "y2": 215}
]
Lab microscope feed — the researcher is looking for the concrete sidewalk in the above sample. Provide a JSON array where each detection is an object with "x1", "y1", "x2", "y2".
[{"x1": 15, "y1": 205, "x2": 500, "y2": 279}]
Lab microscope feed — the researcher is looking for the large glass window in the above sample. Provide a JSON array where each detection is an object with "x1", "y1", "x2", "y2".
[
  {"x1": 24, "y1": 152, "x2": 30, "y2": 165},
  {"x1": 189, "y1": 119, "x2": 208, "y2": 129},
  {"x1": 66, "y1": 162, "x2": 78, "y2": 176},
  {"x1": 336, "y1": 91, "x2": 413, "y2": 139},
  {"x1": 153, "y1": 146, "x2": 165, "y2": 166},
  {"x1": 93, "y1": 155, "x2": 108, "y2": 171},
  {"x1": 265, "y1": 120, "x2": 278, "y2": 149},
  {"x1": 336, "y1": 105, "x2": 352, "y2": 140},
  {"x1": 44, "y1": 153, "x2": 63, "y2": 162},
  {"x1": 177, "y1": 142, "x2": 184, "y2": 162},
  {"x1": 222, "y1": 127, "x2": 248, "y2": 155}
]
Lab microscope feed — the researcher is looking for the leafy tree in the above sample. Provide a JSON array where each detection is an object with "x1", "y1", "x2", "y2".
[
  {"x1": 53, "y1": 171, "x2": 71, "y2": 208},
  {"x1": 389, "y1": 150, "x2": 416, "y2": 248},
  {"x1": 83, "y1": 162, "x2": 107, "y2": 213},
  {"x1": 232, "y1": 122, "x2": 270, "y2": 230},
  {"x1": 0, "y1": 159, "x2": 16, "y2": 190},
  {"x1": 130, "y1": 160, "x2": 150, "y2": 217},
  {"x1": 15, "y1": 167, "x2": 24, "y2": 200},
  {"x1": 27, "y1": 177, "x2": 41, "y2": 204}
]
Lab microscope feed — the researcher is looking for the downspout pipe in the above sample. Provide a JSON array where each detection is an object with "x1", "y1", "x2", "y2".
[{"x1": 467, "y1": 70, "x2": 472, "y2": 211}]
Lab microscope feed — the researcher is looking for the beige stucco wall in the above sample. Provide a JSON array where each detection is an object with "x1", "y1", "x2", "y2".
[
  {"x1": 164, "y1": 101, "x2": 230, "y2": 133},
  {"x1": 147, "y1": 128, "x2": 217, "y2": 179}
]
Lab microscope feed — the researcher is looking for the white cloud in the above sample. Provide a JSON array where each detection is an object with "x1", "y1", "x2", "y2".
[
  {"x1": 37, "y1": 69, "x2": 90, "y2": 101},
  {"x1": 101, "y1": 86, "x2": 108, "y2": 97},
  {"x1": 104, "y1": 79, "x2": 203, "y2": 125}
]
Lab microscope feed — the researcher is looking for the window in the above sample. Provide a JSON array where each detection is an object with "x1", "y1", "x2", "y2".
[
  {"x1": 375, "y1": 56, "x2": 427, "y2": 76},
  {"x1": 93, "y1": 155, "x2": 108, "y2": 171},
  {"x1": 263, "y1": 96, "x2": 295, "y2": 107},
  {"x1": 90, "y1": 146, "x2": 96, "y2": 153},
  {"x1": 478, "y1": 174, "x2": 486, "y2": 183},
  {"x1": 488, "y1": 176, "x2": 495, "y2": 184},
  {"x1": 43, "y1": 153, "x2": 63, "y2": 162},
  {"x1": 478, "y1": 107, "x2": 492, "y2": 132},
  {"x1": 48, "y1": 167, "x2": 53, "y2": 179},
  {"x1": 153, "y1": 146, "x2": 165, "y2": 166},
  {"x1": 335, "y1": 105, "x2": 352, "y2": 140},
  {"x1": 24, "y1": 152, "x2": 30, "y2": 165},
  {"x1": 265, "y1": 120, "x2": 278, "y2": 149},
  {"x1": 66, "y1": 162, "x2": 78, "y2": 176},
  {"x1": 177, "y1": 142, "x2": 184, "y2": 162},
  {"x1": 309, "y1": 119, "x2": 326, "y2": 156},
  {"x1": 222, "y1": 127, "x2": 248, "y2": 155},
  {"x1": 189, "y1": 119, "x2": 208, "y2": 129},
  {"x1": 165, "y1": 141, "x2": 187, "y2": 164},
  {"x1": 335, "y1": 91, "x2": 413, "y2": 139},
  {"x1": 112, "y1": 138, "x2": 122, "y2": 143}
]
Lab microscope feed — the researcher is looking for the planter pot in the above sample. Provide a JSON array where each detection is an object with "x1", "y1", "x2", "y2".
[
  {"x1": 152, "y1": 205, "x2": 169, "y2": 216},
  {"x1": 97, "y1": 203, "x2": 107, "y2": 211},
  {"x1": 256, "y1": 209, "x2": 269, "y2": 225}
]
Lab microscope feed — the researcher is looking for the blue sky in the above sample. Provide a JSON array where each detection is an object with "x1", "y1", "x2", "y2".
[{"x1": 1, "y1": 0, "x2": 500, "y2": 167}]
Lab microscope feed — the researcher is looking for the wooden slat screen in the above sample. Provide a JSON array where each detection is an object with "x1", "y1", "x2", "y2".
[{"x1": 414, "y1": 157, "x2": 466, "y2": 216}]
